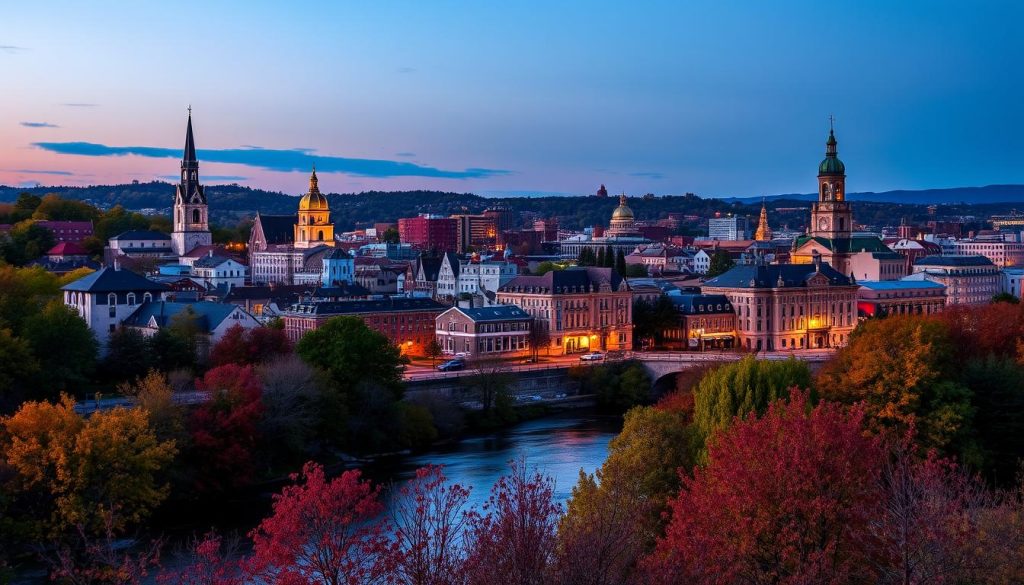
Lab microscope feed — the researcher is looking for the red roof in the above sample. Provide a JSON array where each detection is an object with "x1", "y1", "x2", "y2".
[{"x1": 48, "y1": 241, "x2": 88, "y2": 256}]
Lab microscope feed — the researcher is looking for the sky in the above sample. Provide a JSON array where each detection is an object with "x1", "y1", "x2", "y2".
[{"x1": 1, "y1": 0, "x2": 1022, "y2": 198}]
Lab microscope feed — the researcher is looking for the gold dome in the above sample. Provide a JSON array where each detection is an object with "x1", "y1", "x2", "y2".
[
  {"x1": 611, "y1": 193, "x2": 634, "y2": 220},
  {"x1": 298, "y1": 167, "x2": 329, "y2": 211}
]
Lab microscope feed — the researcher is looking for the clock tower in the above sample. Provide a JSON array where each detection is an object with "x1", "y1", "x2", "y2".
[
  {"x1": 808, "y1": 123, "x2": 852, "y2": 240},
  {"x1": 171, "y1": 109, "x2": 212, "y2": 256}
]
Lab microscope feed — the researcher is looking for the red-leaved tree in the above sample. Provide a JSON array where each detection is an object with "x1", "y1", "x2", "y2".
[
  {"x1": 157, "y1": 532, "x2": 243, "y2": 585},
  {"x1": 386, "y1": 465, "x2": 472, "y2": 585},
  {"x1": 643, "y1": 391, "x2": 884, "y2": 585},
  {"x1": 464, "y1": 459, "x2": 561, "y2": 585},
  {"x1": 246, "y1": 462, "x2": 391, "y2": 585},
  {"x1": 188, "y1": 364, "x2": 265, "y2": 492},
  {"x1": 209, "y1": 324, "x2": 291, "y2": 367}
]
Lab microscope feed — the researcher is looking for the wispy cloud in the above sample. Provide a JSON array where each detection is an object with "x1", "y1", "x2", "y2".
[
  {"x1": 0, "y1": 45, "x2": 28, "y2": 54},
  {"x1": 395, "y1": 152, "x2": 416, "y2": 158},
  {"x1": 397, "y1": 66, "x2": 417, "y2": 74},
  {"x1": 628, "y1": 171, "x2": 665, "y2": 179},
  {"x1": 158, "y1": 174, "x2": 248, "y2": 182},
  {"x1": 33, "y1": 142, "x2": 511, "y2": 179},
  {"x1": 12, "y1": 169, "x2": 75, "y2": 176},
  {"x1": 61, "y1": 103, "x2": 98, "y2": 107},
  {"x1": 20, "y1": 121, "x2": 60, "y2": 128}
]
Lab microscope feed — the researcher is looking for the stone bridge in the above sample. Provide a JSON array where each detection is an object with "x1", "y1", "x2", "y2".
[{"x1": 631, "y1": 350, "x2": 836, "y2": 391}]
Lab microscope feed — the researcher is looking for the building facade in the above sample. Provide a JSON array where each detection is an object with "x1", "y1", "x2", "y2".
[
  {"x1": 294, "y1": 168, "x2": 335, "y2": 249},
  {"x1": 282, "y1": 297, "x2": 447, "y2": 357},
  {"x1": 661, "y1": 294, "x2": 737, "y2": 350},
  {"x1": 708, "y1": 216, "x2": 749, "y2": 240},
  {"x1": 61, "y1": 267, "x2": 169, "y2": 350},
  {"x1": 398, "y1": 214, "x2": 459, "y2": 253},
  {"x1": 435, "y1": 305, "x2": 534, "y2": 358},
  {"x1": 701, "y1": 259, "x2": 859, "y2": 351},
  {"x1": 856, "y1": 280, "x2": 946, "y2": 318},
  {"x1": 905, "y1": 255, "x2": 1001, "y2": 305},
  {"x1": 952, "y1": 236, "x2": 1024, "y2": 268},
  {"x1": 497, "y1": 266, "x2": 633, "y2": 355}
]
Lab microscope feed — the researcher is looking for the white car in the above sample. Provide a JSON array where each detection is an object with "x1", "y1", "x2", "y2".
[{"x1": 579, "y1": 352, "x2": 604, "y2": 362}]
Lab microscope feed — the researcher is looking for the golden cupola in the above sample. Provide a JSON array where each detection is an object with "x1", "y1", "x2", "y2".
[
  {"x1": 294, "y1": 166, "x2": 334, "y2": 249},
  {"x1": 298, "y1": 166, "x2": 329, "y2": 211}
]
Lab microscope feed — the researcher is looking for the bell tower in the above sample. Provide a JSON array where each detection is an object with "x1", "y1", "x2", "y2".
[
  {"x1": 809, "y1": 119, "x2": 853, "y2": 240},
  {"x1": 171, "y1": 108, "x2": 212, "y2": 255}
]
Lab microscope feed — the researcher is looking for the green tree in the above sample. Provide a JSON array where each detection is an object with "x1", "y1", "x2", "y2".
[
  {"x1": 604, "y1": 245, "x2": 616, "y2": 268},
  {"x1": 624, "y1": 263, "x2": 648, "y2": 277},
  {"x1": 31, "y1": 194, "x2": 100, "y2": 222},
  {"x1": 705, "y1": 249, "x2": 735, "y2": 278},
  {"x1": 633, "y1": 296, "x2": 678, "y2": 349},
  {"x1": 147, "y1": 328, "x2": 195, "y2": 373},
  {"x1": 692, "y1": 355, "x2": 812, "y2": 456},
  {"x1": 962, "y1": 356, "x2": 1024, "y2": 482},
  {"x1": 0, "y1": 266, "x2": 59, "y2": 334},
  {"x1": 297, "y1": 316, "x2": 405, "y2": 398},
  {"x1": 21, "y1": 301, "x2": 98, "y2": 398},
  {"x1": 597, "y1": 246, "x2": 607, "y2": 267},
  {"x1": 992, "y1": 292, "x2": 1020, "y2": 304},
  {"x1": 0, "y1": 329, "x2": 39, "y2": 411},
  {"x1": 102, "y1": 328, "x2": 152, "y2": 383},
  {"x1": 0, "y1": 221, "x2": 56, "y2": 265},
  {"x1": 533, "y1": 261, "x2": 563, "y2": 276},
  {"x1": 615, "y1": 249, "x2": 627, "y2": 276},
  {"x1": 381, "y1": 227, "x2": 400, "y2": 244},
  {"x1": 577, "y1": 247, "x2": 597, "y2": 266}
]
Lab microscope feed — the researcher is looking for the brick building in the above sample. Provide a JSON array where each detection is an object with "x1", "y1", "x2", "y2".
[
  {"x1": 398, "y1": 214, "x2": 459, "y2": 253},
  {"x1": 434, "y1": 305, "x2": 534, "y2": 358}
]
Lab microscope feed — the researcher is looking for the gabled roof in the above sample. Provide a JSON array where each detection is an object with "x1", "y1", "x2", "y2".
[
  {"x1": 193, "y1": 255, "x2": 237, "y2": 268},
  {"x1": 443, "y1": 305, "x2": 533, "y2": 323},
  {"x1": 123, "y1": 301, "x2": 249, "y2": 333},
  {"x1": 182, "y1": 245, "x2": 227, "y2": 259},
  {"x1": 500, "y1": 266, "x2": 627, "y2": 294},
  {"x1": 110, "y1": 230, "x2": 171, "y2": 241},
  {"x1": 61, "y1": 267, "x2": 169, "y2": 293},
  {"x1": 286, "y1": 297, "x2": 447, "y2": 316},
  {"x1": 702, "y1": 262, "x2": 854, "y2": 289},
  {"x1": 48, "y1": 241, "x2": 89, "y2": 256},
  {"x1": 415, "y1": 256, "x2": 444, "y2": 282},
  {"x1": 255, "y1": 213, "x2": 298, "y2": 246}
]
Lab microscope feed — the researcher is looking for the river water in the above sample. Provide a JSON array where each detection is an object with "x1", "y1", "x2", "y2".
[{"x1": 365, "y1": 411, "x2": 623, "y2": 511}]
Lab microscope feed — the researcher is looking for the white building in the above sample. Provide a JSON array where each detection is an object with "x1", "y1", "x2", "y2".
[
  {"x1": 1001, "y1": 267, "x2": 1024, "y2": 299},
  {"x1": 953, "y1": 235, "x2": 1024, "y2": 269},
  {"x1": 693, "y1": 249, "x2": 711, "y2": 274},
  {"x1": 708, "y1": 216, "x2": 749, "y2": 240},
  {"x1": 436, "y1": 253, "x2": 518, "y2": 300},
  {"x1": 191, "y1": 254, "x2": 248, "y2": 289},
  {"x1": 904, "y1": 255, "x2": 1000, "y2": 305},
  {"x1": 122, "y1": 301, "x2": 261, "y2": 358},
  {"x1": 107, "y1": 230, "x2": 175, "y2": 261},
  {"x1": 61, "y1": 267, "x2": 169, "y2": 351}
]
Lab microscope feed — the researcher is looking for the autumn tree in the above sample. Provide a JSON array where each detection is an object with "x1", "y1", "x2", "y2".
[
  {"x1": 0, "y1": 328, "x2": 38, "y2": 411},
  {"x1": 119, "y1": 370, "x2": 185, "y2": 444},
  {"x1": 102, "y1": 327, "x2": 152, "y2": 383},
  {"x1": 255, "y1": 355, "x2": 322, "y2": 468},
  {"x1": 246, "y1": 462, "x2": 390, "y2": 585},
  {"x1": 704, "y1": 248, "x2": 734, "y2": 278},
  {"x1": 209, "y1": 323, "x2": 291, "y2": 367},
  {"x1": 387, "y1": 465, "x2": 472, "y2": 585},
  {"x1": 0, "y1": 265, "x2": 59, "y2": 332},
  {"x1": 464, "y1": 459, "x2": 561, "y2": 585},
  {"x1": 158, "y1": 532, "x2": 244, "y2": 585},
  {"x1": 188, "y1": 364, "x2": 265, "y2": 492},
  {"x1": 816, "y1": 316, "x2": 975, "y2": 456},
  {"x1": 643, "y1": 392, "x2": 884, "y2": 584},
  {"x1": 1, "y1": 396, "x2": 176, "y2": 537},
  {"x1": 461, "y1": 357, "x2": 515, "y2": 425}
]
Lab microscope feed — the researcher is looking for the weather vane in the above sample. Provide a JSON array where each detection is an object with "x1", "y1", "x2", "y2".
[{"x1": 829, "y1": 113, "x2": 835, "y2": 130}]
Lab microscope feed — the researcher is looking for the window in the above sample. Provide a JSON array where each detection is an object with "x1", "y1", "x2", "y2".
[
  {"x1": 127, "y1": 293, "x2": 136, "y2": 306},
  {"x1": 192, "y1": 209, "x2": 201, "y2": 224}
]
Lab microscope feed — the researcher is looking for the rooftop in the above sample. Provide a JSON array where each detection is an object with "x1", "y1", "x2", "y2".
[
  {"x1": 286, "y1": 297, "x2": 447, "y2": 316},
  {"x1": 914, "y1": 254, "x2": 995, "y2": 267},
  {"x1": 123, "y1": 301, "x2": 247, "y2": 332},
  {"x1": 859, "y1": 280, "x2": 946, "y2": 290},
  {"x1": 702, "y1": 262, "x2": 854, "y2": 289},
  {"x1": 61, "y1": 266, "x2": 169, "y2": 293},
  {"x1": 445, "y1": 305, "x2": 533, "y2": 322},
  {"x1": 110, "y1": 230, "x2": 171, "y2": 241}
]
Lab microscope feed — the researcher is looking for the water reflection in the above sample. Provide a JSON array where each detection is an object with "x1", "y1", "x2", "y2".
[{"x1": 365, "y1": 412, "x2": 622, "y2": 511}]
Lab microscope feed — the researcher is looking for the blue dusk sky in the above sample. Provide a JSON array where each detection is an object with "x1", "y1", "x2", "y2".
[{"x1": 1, "y1": 0, "x2": 1021, "y2": 197}]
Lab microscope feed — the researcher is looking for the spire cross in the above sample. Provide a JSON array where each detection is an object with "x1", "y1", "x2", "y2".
[
  {"x1": 829, "y1": 114, "x2": 834, "y2": 131},
  {"x1": 188, "y1": 104, "x2": 192, "y2": 116}
]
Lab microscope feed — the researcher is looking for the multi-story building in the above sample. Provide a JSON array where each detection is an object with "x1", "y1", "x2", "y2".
[
  {"x1": 191, "y1": 254, "x2": 248, "y2": 289},
  {"x1": 452, "y1": 213, "x2": 498, "y2": 252},
  {"x1": 886, "y1": 238, "x2": 943, "y2": 274},
  {"x1": 435, "y1": 305, "x2": 534, "y2": 358},
  {"x1": 1001, "y1": 267, "x2": 1024, "y2": 299},
  {"x1": 708, "y1": 215, "x2": 749, "y2": 240},
  {"x1": 497, "y1": 266, "x2": 632, "y2": 355},
  {"x1": 398, "y1": 214, "x2": 459, "y2": 253},
  {"x1": 35, "y1": 220, "x2": 94, "y2": 244},
  {"x1": 904, "y1": 255, "x2": 1000, "y2": 305},
  {"x1": 856, "y1": 280, "x2": 947, "y2": 318},
  {"x1": 558, "y1": 196, "x2": 652, "y2": 258},
  {"x1": 107, "y1": 230, "x2": 175, "y2": 261},
  {"x1": 701, "y1": 257, "x2": 859, "y2": 351},
  {"x1": 61, "y1": 267, "x2": 169, "y2": 351},
  {"x1": 952, "y1": 235, "x2": 1024, "y2": 268},
  {"x1": 282, "y1": 297, "x2": 447, "y2": 356},
  {"x1": 29, "y1": 242, "x2": 99, "y2": 275},
  {"x1": 660, "y1": 294, "x2": 737, "y2": 350},
  {"x1": 436, "y1": 253, "x2": 518, "y2": 300}
]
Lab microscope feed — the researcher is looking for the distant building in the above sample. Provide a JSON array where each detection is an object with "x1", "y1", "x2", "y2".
[
  {"x1": 661, "y1": 294, "x2": 737, "y2": 350},
  {"x1": 293, "y1": 168, "x2": 335, "y2": 249},
  {"x1": 170, "y1": 111, "x2": 212, "y2": 256},
  {"x1": 452, "y1": 213, "x2": 498, "y2": 252},
  {"x1": 249, "y1": 212, "x2": 297, "y2": 254},
  {"x1": 701, "y1": 258, "x2": 859, "y2": 351},
  {"x1": 35, "y1": 220, "x2": 93, "y2": 244},
  {"x1": 693, "y1": 249, "x2": 711, "y2": 275},
  {"x1": 282, "y1": 297, "x2": 447, "y2": 357},
  {"x1": 856, "y1": 280, "x2": 947, "y2": 318},
  {"x1": 61, "y1": 267, "x2": 169, "y2": 350},
  {"x1": 952, "y1": 235, "x2": 1024, "y2": 268},
  {"x1": 436, "y1": 253, "x2": 518, "y2": 301},
  {"x1": 886, "y1": 238, "x2": 943, "y2": 274},
  {"x1": 29, "y1": 241, "x2": 99, "y2": 275},
  {"x1": 191, "y1": 254, "x2": 248, "y2": 289},
  {"x1": 905, "y1": 255, "x2": 1000, "y2": 305},
  {"x1": 558, "y1": 195, "x2": 652, "y2": 258},
  {"x1": 497, "y1": 266, "x2": 632, "y2": 355},
  {"x1": 398, "y1": 214, "x2": 459, "y2": 253},
  {"x1": 1001, "y1": 267, "x2": 1024, "y2": 299},
  {"x1": 708, "y1": 216, "x2": 749, "y2": 241},
  {"x1": 434, "y1": 305, "x2": 534, "y2": 358},
  {"x1": 123, "y1": 301, "x2": 261, "y2": 358},
  {"x1": 107, "y1": 230, "x2": 175, "y2": 261}
]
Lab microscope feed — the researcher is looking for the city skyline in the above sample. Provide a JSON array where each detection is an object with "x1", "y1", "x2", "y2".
[{"x1": 2, "y1": 1, "x2": 1022, "y2": 197}]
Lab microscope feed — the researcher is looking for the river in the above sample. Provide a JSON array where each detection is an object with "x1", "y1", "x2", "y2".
[{"x1": 366, "y1": 411, "x2": 623, "y2": 511}]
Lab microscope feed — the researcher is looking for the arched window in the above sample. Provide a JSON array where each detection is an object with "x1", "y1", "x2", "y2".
[
  {"x1": 143, "y1": 292, "x2": 152, "y2": 302},
  {"x1": 127, "y1": 293, "x2": 136, "y2": 306},
  {"x1": 192, "y1": 209, "x2": 201, "y2": 224},
  {"x1": 108, "y1": 293, "x2": 117, "y2": 306},
  {"x1": 318, "y1": 230, "x2": 324, "y2": 241}
]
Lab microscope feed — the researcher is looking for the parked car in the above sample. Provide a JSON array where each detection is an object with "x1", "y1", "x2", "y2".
[
  {"x1": 436, "y1": 359, "x2": 465, "y2": 372},
  {"x1": 579, "y1": 352, "x2": 604, "y2": 362},
  {"x1": 454, "y1": 352, "x2": 471, "y2": 358}
]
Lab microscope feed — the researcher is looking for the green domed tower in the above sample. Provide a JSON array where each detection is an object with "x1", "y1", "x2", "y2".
[{"x1": 810, "y1": 121, "x2": 852, "y2": 239}]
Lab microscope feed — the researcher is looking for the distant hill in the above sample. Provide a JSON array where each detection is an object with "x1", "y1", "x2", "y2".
[
  {"x1": 723, "y1": 185, "x2": 1024, "y2": 205},
  {"x1": 3, "y1": 182, "x2": 1024, "y2": 232}
]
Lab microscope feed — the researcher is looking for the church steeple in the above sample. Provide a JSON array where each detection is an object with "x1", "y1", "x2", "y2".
[
  {"x1": 754, "y1": 199, "x2": 772, "y2": 241},
  {"x1": 309, "y1": 164, "x2": 319, "y2": 194},
  {"x1": 171, "y1": 107, "x2": 211, "y2": 256}
]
